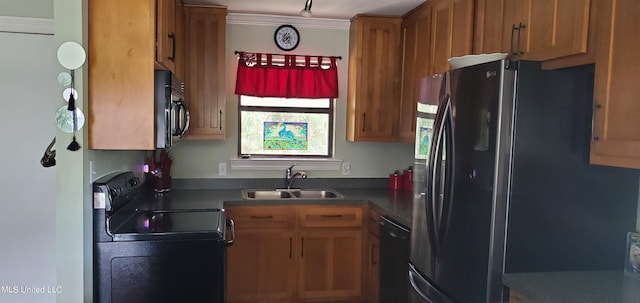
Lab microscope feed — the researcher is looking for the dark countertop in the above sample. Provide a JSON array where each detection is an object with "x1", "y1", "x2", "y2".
[
  {"x1": 148, "y1": 187, "x2": 413, "y2": 228},
  {"x1": 503, "y1": 271, "x2": 640, "y2": 303}
]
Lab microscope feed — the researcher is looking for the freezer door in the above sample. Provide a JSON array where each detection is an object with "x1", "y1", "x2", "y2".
[{"x1": 408, "y1": 263, "x2": 454, "y2": 303}]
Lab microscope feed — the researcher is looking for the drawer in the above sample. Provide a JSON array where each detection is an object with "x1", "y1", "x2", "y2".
[
  {"x1": 298, "y1": 206, "x2": 363, "y2": 228},
  {"x1": 367, "y1": 207, "x2": 381, "y2": 237},
  {"x1": 225, "y1": 206, "x2": 296, "y2": 230}
]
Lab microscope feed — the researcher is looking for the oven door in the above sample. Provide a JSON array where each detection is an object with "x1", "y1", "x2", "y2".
[
  {"x1": 94, "y1": 238, "x2": 226, "y2": 303},
  {"x1": 94, "y1": 210, "x2": 231, "y2": 303}
]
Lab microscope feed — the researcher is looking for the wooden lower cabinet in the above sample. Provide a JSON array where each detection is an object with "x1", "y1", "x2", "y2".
[
  {"x1": 366, "y1": 233, "x2": 380, "y2": 303},
  {"x1": 226, "y1": 230, "x2": 297, "y2": 302},
  {"x1": 225, "y1": 205, "x2": 366, "y2": 303},
  {"x1": 298, "y1": 230, "x2": 363, "y2": 300}
]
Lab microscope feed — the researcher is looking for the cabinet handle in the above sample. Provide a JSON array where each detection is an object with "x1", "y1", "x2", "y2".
[
  {"x1": 168, "y1": 32, "x2": 176, "y2": 62},
  {"x1": 362, "y1": 113, "x2": 366, "y2": 132},
  {"x1": 289, "y1": 237, "x2": 292, "y2": 259},
  {"x1": 219, "y1": 110, "x2": 223, "y2": 130},
  {"x1": 510, "y1": 24, "x2": 518, "y2": 55},
  {"x1": 371, "y1": 243, "x2": 377, "y2": 265},
  {"x1": 321, "y1": 214, "x2": 343, "y2": 218},
  {"x1": 250, "y1": 215, "x2": 274, "y2": 219},
  {"x1": 301, "y1": 237, "x2": 304, "y2": 258},
  {"x1": 225, "y1": 219, "x2": 235, "y2": 246},
  {"x1": 592, "y1": 103, "x2": 602, "y2": 143},
  {"x1": 517, "y1": 23, "x2": 526, "y2": 55}
]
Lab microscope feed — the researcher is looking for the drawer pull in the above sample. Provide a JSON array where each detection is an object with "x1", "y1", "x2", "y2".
[
  {"x1": 321, "y1": 214, "x2": 343, "y2": 218},
  {"x1": 250, "y1": 215, "x2": 274, "y2": 219}
]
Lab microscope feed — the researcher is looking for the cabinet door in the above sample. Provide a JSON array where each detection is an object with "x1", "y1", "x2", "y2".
[
  {"x1": 298, "y1": 230, "x2": 363, "y2": 300},
  {"x1": 156, "y1": 0, "x2": 177, "y2": 73},
  {"x1": 367, "y1": 233, "x2": 380, "y2": 303},
  {"x1": 429, "y1": 0, "x2": 474, "y2": 75},
  {"x1": 399, "y1": 3, "x2": 431, "y2": 144},
  {"x1": 347, "y1": 16, "x2": 402, "y2": 142},
  {"x1": 474, "y1": 0, "x2": 507, "y2": 54},
  {"x1": 88, "y1": 0, "x2": 156, "y2": 150},
  {"x1": 508, "y1": 0, "x2": 591, "y2": 61},
  {"x1": 174, "y1": 0, "x2": 186, "y2": 81},
  {"x1": 226, "y1": 230, "x2": 297, "y2": 302},
  {"x1": 590, "y1": 0, "x2": 640, "y2": 169},
  {"x1": 184, "y1": 6, "x2": 226, "y2": 140}
]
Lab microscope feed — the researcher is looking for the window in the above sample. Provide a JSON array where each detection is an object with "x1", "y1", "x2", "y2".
[{"x1": 238, "y1": 96, "x2": 334, "y2": 157}]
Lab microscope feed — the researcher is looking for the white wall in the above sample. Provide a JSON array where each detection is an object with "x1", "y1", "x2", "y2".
[
  {"x1": 170, "y1": 20, "x2": 415, "y2": 179},
  {"x1": 0, "y1": 23, "x2": 57, "y2": 303}
]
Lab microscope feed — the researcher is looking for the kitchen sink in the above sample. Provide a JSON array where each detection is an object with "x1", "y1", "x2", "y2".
[{"x1": 241, "y1": 189, "x2": 344, "y2": 200}]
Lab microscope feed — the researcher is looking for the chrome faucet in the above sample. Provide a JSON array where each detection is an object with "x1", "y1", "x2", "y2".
[{"x1": 285, "y1": 164, "x2": 307, "y2": 190}]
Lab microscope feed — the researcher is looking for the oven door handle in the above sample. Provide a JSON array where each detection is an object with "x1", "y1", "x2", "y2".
[{"x1": 225, "y1": 219, "x2": 235, "y2": 246}]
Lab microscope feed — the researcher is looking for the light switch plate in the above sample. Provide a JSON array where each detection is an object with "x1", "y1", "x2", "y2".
[
  {"x1": 342, "y1": 163, "x2": 351, "y2": 175},
  {"x1": 218, "y1": 162, "x2": 227, "y2": 176}
]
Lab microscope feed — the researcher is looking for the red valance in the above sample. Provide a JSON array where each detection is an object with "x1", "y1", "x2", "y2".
[{"x1": 235, "y1": 52, "x2": 339, "y2": 99}]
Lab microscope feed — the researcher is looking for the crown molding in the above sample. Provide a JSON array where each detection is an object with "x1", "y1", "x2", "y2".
[
  {"x1": 0, "y1": 16, "x2": 54, "y2": 35},
  {"x1": 227, "y1": 13, "x2": 349, "y2": 30}
]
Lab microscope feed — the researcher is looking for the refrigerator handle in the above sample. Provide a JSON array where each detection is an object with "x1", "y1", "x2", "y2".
[
  {"x1": 437, "y1": 103, "x2": 455, "y2": 246},
  {"x1": 426, "y1": 92, "x2": 449, "y2": 259}
]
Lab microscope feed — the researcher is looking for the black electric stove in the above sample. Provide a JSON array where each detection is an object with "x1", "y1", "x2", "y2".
[{"x1": 93, "y1": 171, "x2": 233, "y2": 303}]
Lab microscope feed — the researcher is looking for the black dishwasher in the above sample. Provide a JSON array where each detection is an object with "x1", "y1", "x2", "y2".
[{"x1": 379, "y1": 216, "x2": 410, "y2": 303}]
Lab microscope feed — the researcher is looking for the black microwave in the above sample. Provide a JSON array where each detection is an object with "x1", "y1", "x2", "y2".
[{"x1": 154, "y1": 70, "x2": 190, "y2": 148}]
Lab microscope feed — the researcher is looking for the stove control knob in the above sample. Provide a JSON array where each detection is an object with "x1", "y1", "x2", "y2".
[
  {"x1": 129, "y1": 177, "x2": 140, "y2": 187},
  {"x1": 110, "y1": 187, "x2": 122, "y2": 198}
]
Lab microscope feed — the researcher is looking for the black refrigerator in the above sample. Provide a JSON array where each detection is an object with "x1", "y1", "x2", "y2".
[{"x1": 408, "y1": 60, "x2": 640, "y2": 303}]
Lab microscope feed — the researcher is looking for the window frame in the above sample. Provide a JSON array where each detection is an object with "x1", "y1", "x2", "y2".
[{"x1": 237, "y1": 95, "x2": 335, "y2": 158}]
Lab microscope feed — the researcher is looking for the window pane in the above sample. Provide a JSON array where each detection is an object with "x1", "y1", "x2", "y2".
[
  {"x1": 240, "y1": 96, "x2": 330, "y2": 108},
  {"x1": 240, "y1": 111, "x2": 330, "y2": 156}
]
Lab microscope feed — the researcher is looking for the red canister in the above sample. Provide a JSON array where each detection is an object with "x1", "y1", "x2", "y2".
[
  {"x1": 403, "y1": 167, "x2": 413, "y2": 191},
  {"x1": 389, "y1": 171, "x2": 403, "y2": 191}
]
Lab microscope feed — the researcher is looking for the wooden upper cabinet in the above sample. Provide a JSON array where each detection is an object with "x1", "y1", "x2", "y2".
[
  {"x1": 174, "y1": 0, "x2": 186, "y2": 82},
  {"x1": 474, "y1": 0, "x2": 507, "y2": 54},
  {"x1": 475, "y1": 0, "x2": 591, "y2": 62},
  {"x1": 399, "y1": 3, "x2": 431, "y2": 144},
  {"x1": 88, "y1": 0, "x2": 156, "y2": 150},
  {"x1": 347, "y1": 15, "x2": 402, "y2": 142},
  {"x1": 516, "y1": 0, "x2": 591, "y2": 61},
  {"x1": 590, "y1": 0, "x2": 640, "y2": 169},
  {"x1": 156, "y1": 0, "x2": 177, "y2": 73},
  {"x1": 428, "y1": 0, "x2": 474, "y2": 75},
  {"x1": 184, "y1": 6, "x2": 226, "y2": 140}
]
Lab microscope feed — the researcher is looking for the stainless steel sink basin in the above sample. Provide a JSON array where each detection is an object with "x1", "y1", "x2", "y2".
[
  {"x1": 244, "y1": 190, "x2": 293, "y2": 199},
  {"x1": 291, "y1": 190, "x2": 341, "y2": 199},
  {"x1": 241, "y1": 189, "x2": 344, "y2": 200}
]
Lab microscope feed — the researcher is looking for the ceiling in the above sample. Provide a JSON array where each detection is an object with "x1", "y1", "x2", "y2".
[{"x1": 184, "y1": 0, "x2": 425, "y2": 20}]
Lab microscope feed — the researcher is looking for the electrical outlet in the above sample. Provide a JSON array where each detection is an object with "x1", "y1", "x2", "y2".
[
  {"x1": 218, "y1": 162, "x2": 227, "y2": 176},
  {"x1": 342, "y1": 163, "x2": 351, "y2": 175}
]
